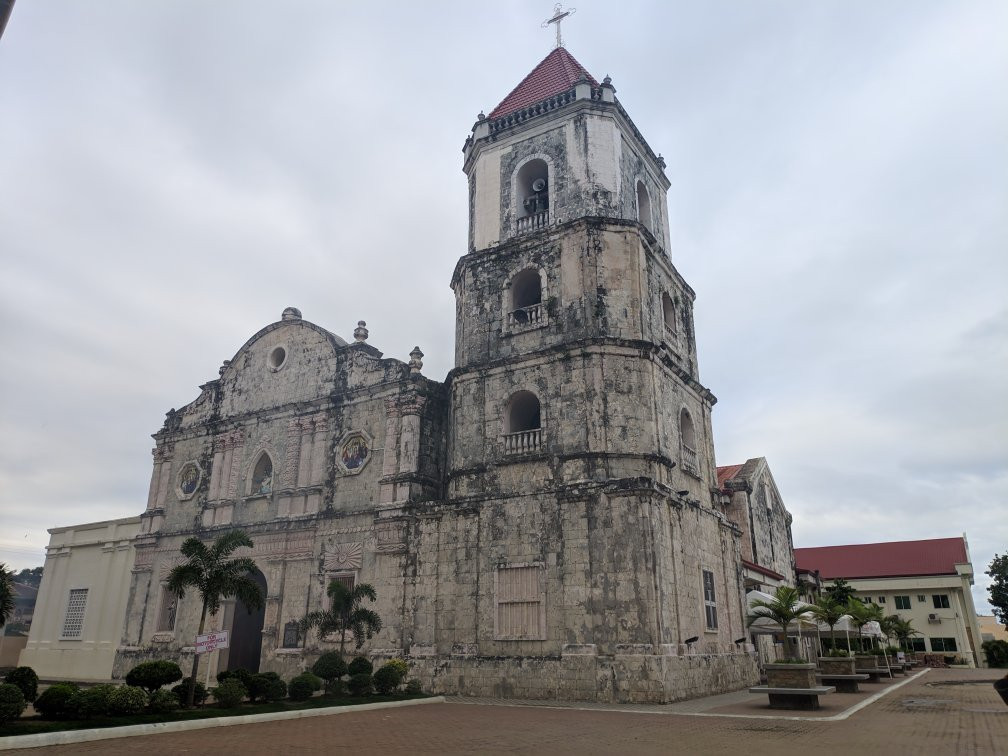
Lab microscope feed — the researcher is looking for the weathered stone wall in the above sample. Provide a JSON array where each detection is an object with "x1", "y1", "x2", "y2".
[
  {"x1": 723, "y1": 458, "x2": 795, "y2": 584},
  {"x1": 390, "y1": 651, "x2": 758, "y2": 704}
]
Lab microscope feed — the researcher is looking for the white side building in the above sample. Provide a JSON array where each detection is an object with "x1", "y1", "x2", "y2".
[
  {"x1": 795, "y1": 535, "x2": 985, "y2": 667},
  {"x1": 19, "y1": 518, "x2": 139, "y2": 681}
]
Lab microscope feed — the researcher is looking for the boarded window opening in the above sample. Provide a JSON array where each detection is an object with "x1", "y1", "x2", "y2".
[{"x1": 495, "y1": 565, "x2": 544, "y2": 640}]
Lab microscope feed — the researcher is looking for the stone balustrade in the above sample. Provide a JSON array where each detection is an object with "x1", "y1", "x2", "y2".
[
  {"x1": 508, "y1": 303, "x2": 544, "y2": 328},
  {"x1": 516, "y1": 210, "x2": 550, "y2": 235},
  {"x1": 503, "y1": 428, "x2": 542, "y2": 455}
]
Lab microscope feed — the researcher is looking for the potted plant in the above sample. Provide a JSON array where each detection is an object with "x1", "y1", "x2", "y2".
[
  {"x1": 748, "y1": 586, "x2": 816, "y2": 688},
  {"x1": 808, "y1": 597, "x2": 856, "y2": 675}
]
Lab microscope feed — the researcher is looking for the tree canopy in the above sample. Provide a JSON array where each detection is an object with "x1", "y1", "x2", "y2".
[
  {"x1": 824, "y1": 578, "x2": 855, "y2": 606},
  {"x1": 987, "y1": 553, "x2": 1008, "y2": 631},
  {"x1": 0, "y1": 563, "x2": 14, "y2": 627}
]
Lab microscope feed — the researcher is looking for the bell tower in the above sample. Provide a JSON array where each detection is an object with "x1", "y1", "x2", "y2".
[
  {"x1": 450, "y1": 46, "x2": 716, "y2": 499},
  {"x1": 441, "y1": 46, "x2": 749, "y2": 675}
]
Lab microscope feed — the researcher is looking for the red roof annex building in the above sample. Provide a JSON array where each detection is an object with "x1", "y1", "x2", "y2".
[{"x1": 796, "y1": 536, "x2": 986, "y2": 667}]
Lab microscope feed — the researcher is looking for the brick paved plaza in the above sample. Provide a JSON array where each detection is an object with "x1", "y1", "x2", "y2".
[{"x1": 5, "y1": 669, "x2": 1005, "y2": 755}]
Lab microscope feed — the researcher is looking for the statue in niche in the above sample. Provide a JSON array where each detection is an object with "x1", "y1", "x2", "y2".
[{"x1": 252, "y1": 453, "x2": 273, "y2": 494}]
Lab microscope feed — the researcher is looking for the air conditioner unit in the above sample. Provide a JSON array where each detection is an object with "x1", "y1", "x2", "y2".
[{"x1": 927, "y1": 613, "x2": 940, "y2": 623}]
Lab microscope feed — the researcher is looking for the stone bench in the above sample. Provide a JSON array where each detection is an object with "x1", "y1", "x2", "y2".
[
  {"x1": 855, "y1": 667, "x2": 887, "y2": 683},
  {"x1": 749, "y1": 685, "x2": 835, "y2": 710},
  {"x1": 817, "y1": 673, "x2": 869, "y2": 693}
]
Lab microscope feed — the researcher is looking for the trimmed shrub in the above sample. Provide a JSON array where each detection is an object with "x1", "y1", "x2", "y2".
[
  {"x1": 34, "y1": 683, "x2": 80, "y2": 720},
  {"x1": 4, "y1": 667, "x2": 39, "y2": 703},
  {"x1": 0, "y1": 683, "x2": 26, "y2": 724},
  {"x1": 373, "y1": 665, "x2": 400, "y2": 694},
  {"x1": 216, "y1": 668, "x2": 254, "y2": 690},
  {"x1": 348, "y1": 656, "x2": 373, "y2": 676},
  {"x1": 288, "y1": 675, "x2": 314, "y2": 702},
  {"x1": 125, "y1": 660, "x2": 184, "y2": 695},
  {"x1": 347, "y1": 673, "x2": 373, "y2": 697},
  {"x1": 247, "y1": 671, "x2": 284, "y2": 702},
  {"x1": 385, "y1": 658, "x2": 409, "y2": 681},
  {"x1": 108, "y1": 685, "x2": 149, "y2": 716},
  {"x1": 212, "y1": 679, "x2": 247, "y2": 708},
  {"x1": 405, "y1": 678, "x2": 422, "y2": 695},
  {"x1": 312, "y1": 652, "x2": 348, "y2": 693},
  {"x1": 148, "y1": 688, "x2": 180, "y2": 713},
  {"x1": 264, "y1": 677, "x2": 287, "y2": 702},
  {"x1": 69, "y1": 684, "x2": 115, "y2": 719},
  {"x1": 172, "y1": 678, "x2": 209, "y2": 707},
  {"x1": 302, "y1": 672, "x2": 323, "y2": 691}
]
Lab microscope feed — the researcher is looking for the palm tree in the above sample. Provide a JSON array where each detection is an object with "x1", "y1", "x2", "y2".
[
  {"x1": 166, "y1": 530, "x2": 264, "y2": 707},
  {"x1": 300, "y1": 581, "x2": 382, "y2": 656},
  {"x1": 0, "y1": 563, "x2": 14, "y2": 628},
  {"x1": 888, "y1": 615, "x2": 921, "y2": 651},
  {"x1": 747, "y1": 585, "x2": 811, "y2": 661},
  {"x1": 807, "y1": 596, "x2": 845, "y2": 654},
  {"x1": 845, "y1": 599, "x2": 884, "y2": 653}
]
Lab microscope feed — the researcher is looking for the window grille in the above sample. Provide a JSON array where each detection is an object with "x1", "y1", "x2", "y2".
[
  {"x1": 702, "y1": 570, "x2": 718, "y2": 630},
  {"x1": 61, "y1": 588, "x2": 88, "y2": 639}
]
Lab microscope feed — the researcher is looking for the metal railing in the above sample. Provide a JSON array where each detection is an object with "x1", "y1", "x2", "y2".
[{"x1": 503, "y1": 428, "x2": 542, "y2": 455}]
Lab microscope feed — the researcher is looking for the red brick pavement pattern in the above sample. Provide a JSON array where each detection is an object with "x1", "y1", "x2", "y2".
[{"x1": 5, "y1": 669, "x2": 1005, "y2": 755}]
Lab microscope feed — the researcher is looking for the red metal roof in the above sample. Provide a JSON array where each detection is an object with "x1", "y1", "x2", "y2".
[
  {"x1": 741, "y1": 559, "x2": 787, "y2": 581},
  {"x1": 794, "y1": 538, "x2": 969, "y2": 580},
  {"x1": 716, "y1": 463, "x2": 744, "y2": 488},
  {"x1": 488, "y1": 47, "x2": 599, "y2": 119}
]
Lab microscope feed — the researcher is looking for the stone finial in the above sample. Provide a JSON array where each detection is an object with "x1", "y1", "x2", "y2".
[
  {"x1": 409, "y1": 346, "x2": 424, "y2": 373},
  {"x1": 477, "y1": 111, "x2": 485, "y2": 121},
  {"x1": 354, "y1": 320, "x2": 369, "y2": 342},
  {"x1": 657, "y1": 153, "x2": 667, "y2": 169},
  {"x1": 219, "y1": 359, "x2": 231, "y2": 376},
  {"x1": 599, "y1": 75, "x2": 616, "y2": 103},
  {"x1": 282, "y1": 307, "x2": 302, "y2": 321}
]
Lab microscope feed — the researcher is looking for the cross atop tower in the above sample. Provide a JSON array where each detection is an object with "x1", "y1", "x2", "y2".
[{"x1": 542, "y1": 3, "x2": 576, "y2": 49}]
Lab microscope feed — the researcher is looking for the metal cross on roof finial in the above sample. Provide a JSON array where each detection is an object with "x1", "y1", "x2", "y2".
[{"x1": 542, "y1": 3, "x2": 576, "y2": 49}]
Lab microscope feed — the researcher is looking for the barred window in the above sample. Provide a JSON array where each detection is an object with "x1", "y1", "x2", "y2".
[
  {"x1": 495, "y1": 565, "x2": 544, "y2": 640},
  {"x1": 61, "y1": 588, "x2": 88, "y2": 639},
  {"x1": 702, "y1": 570, "x2": 718, "y2": 631}
]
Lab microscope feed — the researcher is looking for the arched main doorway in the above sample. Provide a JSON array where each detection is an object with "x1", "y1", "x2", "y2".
[{"x1": 224, "y1": 568, "x2": 267, "y2": 672}]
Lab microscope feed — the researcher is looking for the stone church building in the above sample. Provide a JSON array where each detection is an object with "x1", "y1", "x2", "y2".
[{"x1": 23, "y1": 47, "x2": 772, "y2": 703}]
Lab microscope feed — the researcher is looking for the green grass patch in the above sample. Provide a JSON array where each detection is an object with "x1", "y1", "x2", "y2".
[{"x1": 0, "y1": 692, "x2": 431, "y2": 738}]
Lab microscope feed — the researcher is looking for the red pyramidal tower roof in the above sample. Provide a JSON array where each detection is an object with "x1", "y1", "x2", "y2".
[{"x1": 488, "y1": 47, "x2": 599, "y2": 119}]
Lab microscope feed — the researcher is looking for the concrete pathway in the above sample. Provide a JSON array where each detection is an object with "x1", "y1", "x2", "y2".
[{"x1": 2, "y1": 668, "x2": 1004, "y2": 754}]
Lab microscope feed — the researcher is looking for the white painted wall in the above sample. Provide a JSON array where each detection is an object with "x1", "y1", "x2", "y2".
[
  {"x1": 472, "y1": 147, "x2": 502, "y2": 250},
  {"x1": 19, "y1": 517, "x2": 139, "y2": 681}
]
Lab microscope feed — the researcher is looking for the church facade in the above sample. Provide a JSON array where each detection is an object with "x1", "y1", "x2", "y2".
[{"x1": 23, "y1": 47, "x2": 762, "y2": 703}]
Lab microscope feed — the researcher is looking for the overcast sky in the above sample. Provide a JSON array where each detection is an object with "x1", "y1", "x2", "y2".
[{"x1": 1, "y1": 1, "x2": 1005, "y2": 615}]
